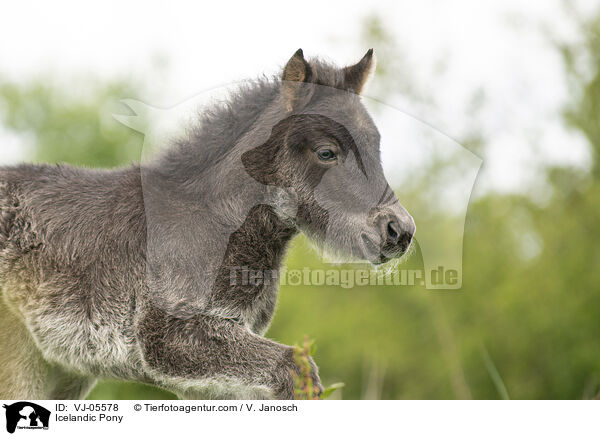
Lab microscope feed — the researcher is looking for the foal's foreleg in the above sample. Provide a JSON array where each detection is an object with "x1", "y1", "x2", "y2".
[{"x1": 137, "y1": 306, "x2": 322, "y2": 399}]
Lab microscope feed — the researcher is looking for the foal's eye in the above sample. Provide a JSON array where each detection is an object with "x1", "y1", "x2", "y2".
[{"x1": 316, "y1": 146, "x2": 337, "y2": 162}]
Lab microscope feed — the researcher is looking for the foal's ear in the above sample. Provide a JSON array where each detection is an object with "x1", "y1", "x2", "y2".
[
  {"x1": 344, "y1": 49, "x2": 376, "y2": 94},
  {"x1": 281, "y1": 49, "x2": 313, "y2": 111},
  {"x1": 282, "y1": 48, "x2": 312, "y2": 83}
]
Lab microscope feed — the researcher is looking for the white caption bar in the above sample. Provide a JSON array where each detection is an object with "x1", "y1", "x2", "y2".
[{"x1": 0, "y1": 400, "x2": 597, "y2": 435}]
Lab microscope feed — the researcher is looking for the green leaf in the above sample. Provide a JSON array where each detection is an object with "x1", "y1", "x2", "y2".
[{"x1": 320, "y1": 382, "x2": 345, "y2": 399}]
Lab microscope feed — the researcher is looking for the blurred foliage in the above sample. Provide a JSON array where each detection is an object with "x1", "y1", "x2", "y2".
[
  {"x1": 0, "y1": 77, "x2": 143, "y2": 166},
  {"x1": 559, "y1": 5, "x2": 600, "y2": 179},
  {"x1": 1, "y1": 7, "x2": 600, "y2": 400}
]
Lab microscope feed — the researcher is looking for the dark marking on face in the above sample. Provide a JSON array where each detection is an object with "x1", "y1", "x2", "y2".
[
  {"x1": 377, "y1": 184, "x2": 397, "y2": 208},
  {"x1": 241, "y1": 113, "x2": 367, "y2": 187}
]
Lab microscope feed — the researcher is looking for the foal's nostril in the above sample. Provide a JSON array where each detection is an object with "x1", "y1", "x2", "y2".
[
  {"x1": 399, "y1": 229, "x2": 413, "y2": 249},
  {"x1": 386, "y1": 220, "x2": 401, "y2": 244},
  {"x1": 379, "y1": 215, "x2": 414, "y2": 255}
]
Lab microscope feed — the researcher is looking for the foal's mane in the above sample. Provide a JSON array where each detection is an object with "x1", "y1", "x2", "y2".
[
  {"x1": 155, "y1": 58, "x2": 347, "y2": 180},
  {"x1": 155, "y1": 77, "x2": 281, "y2": 180}
]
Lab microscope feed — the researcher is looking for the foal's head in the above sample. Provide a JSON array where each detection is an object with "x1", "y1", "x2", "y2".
[{"x1": 243, "y1": 49, "x2": 415, "y2": 265}]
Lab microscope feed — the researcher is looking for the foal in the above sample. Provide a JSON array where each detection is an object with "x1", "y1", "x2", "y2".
[{"x1": 0, "y1": 49, "x2": 415, "y2": 399}]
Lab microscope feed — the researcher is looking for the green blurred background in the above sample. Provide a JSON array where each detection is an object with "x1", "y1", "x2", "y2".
[{"x1": 1, "y1": 7, "x2": 600, "y2": 399}]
